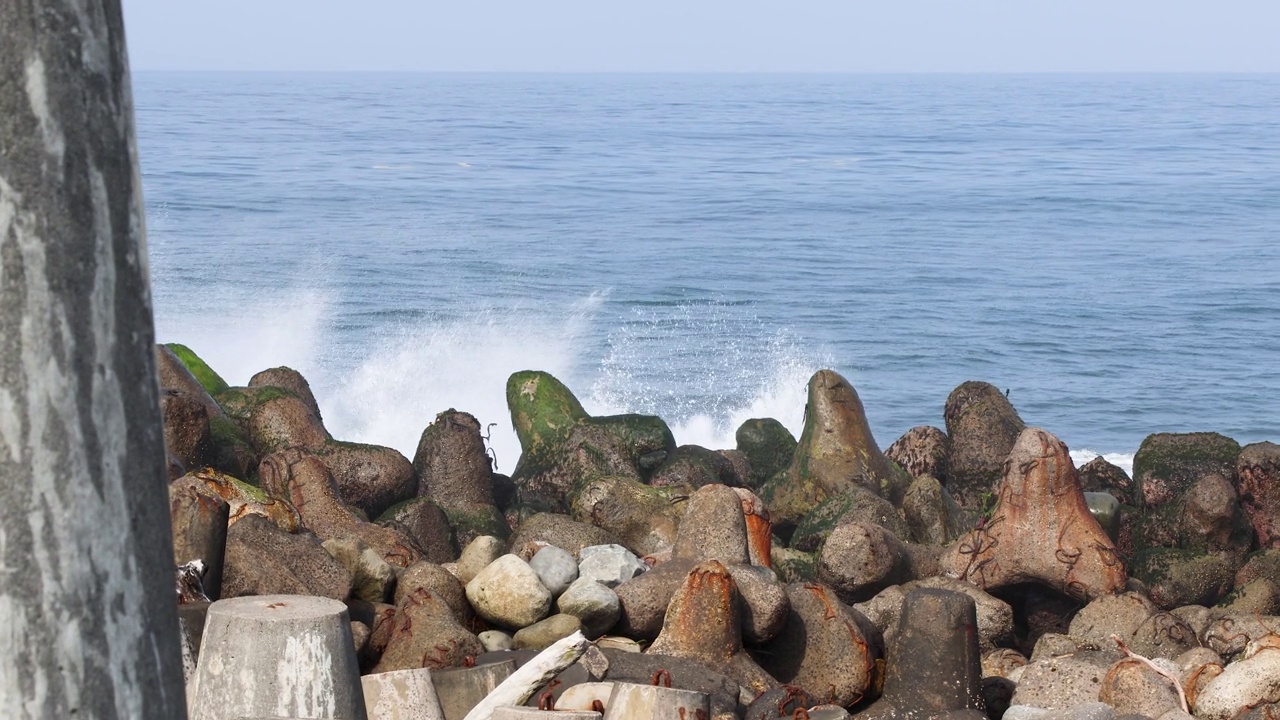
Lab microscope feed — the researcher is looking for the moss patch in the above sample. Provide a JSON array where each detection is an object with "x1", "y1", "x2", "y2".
[
  {"x1": 166, "y1": 343, "x2": 230, "y2": 395},
  {"x1": 1132, "y1": 432, "x2": 1240, "y2": 507}
]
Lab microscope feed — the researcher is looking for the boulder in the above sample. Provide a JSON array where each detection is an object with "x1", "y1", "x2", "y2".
[
  {"x1": 1079, "y1": 456, "x2": 1137, "y2": 508},
  {"x1": 221, "y1": 514, "x2": 352, "y2": 600},
  {"x1": 558, "y1": 577, "x2": 621, "y2": 638},
  {"x1": 374, "y1": 584, "x2": 483, "y2": 673},
  {"x1": 1099, "y1": 658, "x2": 1184, "y2": 718},
  {"x1": 1068, "y1": 592, "x2": 1158, "y2": 649},
  {"x1": 1011, "y1": 653, "x2": 1119, "y2": 710},
  {"x1": 1220, "y1": 578, "x2": 1280, "y2": 616},
  {"x1": 248, "y1": 366, "x2": 322, "y2": 421},
  {"x1": 886, "y1": 425, "x2": 951, "y2": 484},
  {"x1": 649, "y1": 445, "x2": 741, "y2": 489},
  {"x1": 761, "y1": 370, "x2": 910, "y2": 531},
  {"x1": 904, "y1": 575, "x2": 1015, "y2": 653},
  {"x1": 939, "y1": 428, "x2": 1127, "y2": 602},
  {"x1": 578, "y1": 544, "x2": 648, "y2": 588},
  {"x1": 901, "y1": 474, "x2": 969, "y2": 546},
  {"x1": 169, "y1": 476, "x2": 230, "y2": 601},
  {"x1": 379, "y1": 497, "x2": 459, "y2": 564},
  {"x1": 218, "y1": 384, "x2": 330, "y2": 455},
  {"x1": 1130, "y1": 549, "x2": 1237, "y2": 610},
  {"x1": 529, "y1": 545, "x2": 579, "y2": 598},
  {"x1": 455, "y1": 535, "x2": 506, "y2": 584},
  {"x1": 1201, "y1": 614, "x2": 1280, "y2": 660},
  {"x1": 414, "y1": 409, "x2": 506, "y2": 544},
  {"x1": 752, "y1": 581, "x2": 883, "y2": 708},
  {"x1": 1192, "y1": 640, "x2": 1280, "y2": 720},
  {"x1": 466, "y1": 554, "x2": 553, "y2": 629},
  {"x1": 510, "y1": 514, "x2": 618, "y2": 560},
  {"x1": 672, "y1": 484, "x2": 750, "y2": 565},
  {"x1": 1236, "y1": 442, "x2": 1280, "y2": 549},
  {"x1": 817, "y1": 521, "x2": 913, "y2": 605},
  {"x1": 507, "y1": 369, "x2": 591, "y2": 482},
  {"x1": 258, "y1": 447, "x2": 424, "y2": 568},
  {"x1": 323, "y1": 535, "x2": 396, "y2": 604},
  {"x1": 513, "y1": 614, "x2": 583, "y2": 651},
  {"x1": 944, "y1": 380, "x2": 1026, "y2": 509},
  {"x1": 161, "y1": 388, "x2": 213, "y2": 474},
  {"x1": 318, "y1": 440, "x2": 419, "y2": 525},
  {"x1": 1179, "y1": 473, "x2": 1253, "y2": 554},
  {"x1": 789, "y1": 485, "x2": 910, "y2": 553},
  {"x1": 570, "y1": 474, "x2": 687, "y2": 557},
  {"x1": 1128, "y1": 612, "x2": 1200, "y2": 660},
  {"x1": 394, "y1": 561, "x2": 474, "y2": 628},
  {"x1": 1132, "y1": 432, "x2": 1241, "y2": 510},
  {"x1": 735, "y1": 417, "x2": 798, "y2": 490},
  {"x1": 187, "y1": 467, "x2": 302, "y2": 531}
]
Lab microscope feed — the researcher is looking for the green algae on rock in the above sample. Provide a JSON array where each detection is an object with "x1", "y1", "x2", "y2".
[
  {"x1": 1132, "y1": 432, "x2": 1241, "y2": 509},
  {"x1": 735, "y1": 417, "x2": 798, "y2": 490},
  {"x1": 166, "y1": 342, "x2": 231, "y2": 396},
  {"x1": 507, "y1": 370, "x2": 589, "y2": 470}
]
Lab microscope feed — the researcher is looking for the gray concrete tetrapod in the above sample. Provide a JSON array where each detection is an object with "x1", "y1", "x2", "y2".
[
  {"x1": 188, "y1": 595, "x2": 368, "y2": 720},
  {"x1": 0, "y1": 1, "x2": 188, "y2": 719}
]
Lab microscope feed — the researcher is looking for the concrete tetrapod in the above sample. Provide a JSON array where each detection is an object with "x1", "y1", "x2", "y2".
[
  {"x1": 188, "y1": 595, "x2": 367, "y2": 720},
  {"x1": 604, "y1": 682, "x2": 711, "y2": 720},
  {"x1": 432, "y1": 661, "x2": 517, "y2": 720},
  {"x1": 940, "y1": 428, "x2": 1127, "y2": 602},
  {"x1": 363, "y1": 668, "x2": 446, "y2": 720},
  {"x1": 858, "y1": 588, "x2": 987, "y2": 720}
]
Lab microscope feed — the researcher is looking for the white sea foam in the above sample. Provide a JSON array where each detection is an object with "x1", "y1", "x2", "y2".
[{"x1": 1070, "y1": 449, "x2": 1135, "y2": 477}]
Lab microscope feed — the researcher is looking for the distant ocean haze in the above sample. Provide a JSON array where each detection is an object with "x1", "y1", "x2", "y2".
[{"x1": 135, "y1": 73, "x2": 1280, "y2": 475}]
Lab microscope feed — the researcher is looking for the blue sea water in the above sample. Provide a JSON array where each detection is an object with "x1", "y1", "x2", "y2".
[{"x1": 135, "y1": 73, "x2": 1280, "y2": 474}]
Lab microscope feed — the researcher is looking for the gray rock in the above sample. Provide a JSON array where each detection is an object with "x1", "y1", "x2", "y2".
[
  {"x1": 394, "y1": 561, "x2": 474, "y2": 627},
  {"x1": 529, "y1": 545, "x2": 579, "y2": 597},
  {"x1": 378, "y1": 497, "x2": 459, "y2": 564},
  {"x1": 466, "y1": 554, "x2": 553, "y2": 629},
  {"x1": 1192, "y1": 643, "x2": 1280, "y2": 720},
  {"x1": 902, "y1": 474, "x2": 969, "y2": 546},
  {"x1": 817, "y1": 521, "x2": 912, "y2": 605},
  {"x1": 944, "y1": 380, "x2": 1026, "y2": 509},
  {"x1": 478, "y1": 630, "x2": 513, "y2": 652},
  {"x1": 1219, "y1": 578, "x2": 1280, "y2": 616},
  {"x1": 455, "y1": 535, "x2": 506, "y2": 584},
  {"x1": 221, "y1": 514, "x2": 353, "y2": 600},
  {"x1": 671, "y1": 484, "x2": 750, "y2": 565},
  {"x1": 323, "y1": 536, "x2": 396, "y2": 604},
  {"x1": 1099, "y1": 658, "x2": 1183, "y2": 718},
  {"x1": 513, "y1": 613, "x2": 583, "y2": 650},
  {"x1": 509, "y1": 513, "x2": 618, "y2": 560},
  {"x1": 983, "y1": 648, "x2": 1030, "y2": 678},
  {"x1": 1068, "y1": 592, "x2": 1158, "y2": 648},
  {"x1": 1127, "y1": 612, "x2": 1200, "y2": 660},
  {"x1": 557, "y1": 578, "x2": 621, "y2": 638},
  {"x1": 751, "y1": 581, "x2": 883, "y2": 708},
  {"x1": 1011, "y1": 655, "x2": 1115, "y2": 710},
  {"x1": 414, "y1": 409, "x2": 507, "y2": 545},
  {"x1": 1032, "y1": 633, "x2": 1082, "y2": 661},
  {"x1": 1005, "y1": 703, "x2": 1116, "y2": 720},
  {"x1": 735, "y1": 417, "x2": 798, "y2": 490},
  {"x1": 579, "y1": 544, "x2": 647, "y2": 588},
  {"x1": 886, "y1": 425, "x2": 951, "y2": 485}
]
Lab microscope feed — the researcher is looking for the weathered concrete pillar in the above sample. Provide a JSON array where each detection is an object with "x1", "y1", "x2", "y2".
[{"x1": 0, "y1": 1, "x2": 188, "y2": 719}]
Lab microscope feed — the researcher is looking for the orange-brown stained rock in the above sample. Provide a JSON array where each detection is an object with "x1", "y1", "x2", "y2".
[
  {"x1": 734, "y1": 488, "x2": 773, "y2": 569},
  {"x1": 259, "y1": 447, "x2": 424, "y2": 568},
  {"x1": 648, "y1": 560, "x2": 779, "y2": 697},
  {"x1": 373, "y1": 587, "x2": 482, "y2": 673},
  {"x1": 939, "y1": 427, "x2": 1127, "y2": 602},
  {"x1": 190, "y1": 467, "x2": 303, "y2": 532}
]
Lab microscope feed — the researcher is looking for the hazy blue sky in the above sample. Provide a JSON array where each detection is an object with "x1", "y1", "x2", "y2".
[{"x1": 121, "y1": 0, "x2": 1280, "y2": 73}]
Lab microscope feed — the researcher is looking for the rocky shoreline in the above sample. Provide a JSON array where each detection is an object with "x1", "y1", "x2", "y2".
[{"x1": 158, "y1": 342, "x2": 1280, "y2": 720}]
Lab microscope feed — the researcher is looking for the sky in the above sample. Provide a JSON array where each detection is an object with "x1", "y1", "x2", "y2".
[{"x1": 121, "y1": 0, "x2": 1280, "y2": 73}]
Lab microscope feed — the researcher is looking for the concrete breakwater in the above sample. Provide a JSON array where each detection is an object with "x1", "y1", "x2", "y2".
[{"x1": 160, "y1": 344, "x2": 1280, "y2": 720}]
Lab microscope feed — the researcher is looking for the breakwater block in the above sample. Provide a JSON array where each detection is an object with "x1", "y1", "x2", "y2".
[
  {"x1": 432, "y1": 660, "x2": 518, "y2": 720},
  {"x1": 363, "y1": 667, "x2": 446, "y2": 720},
  {"x1": 603, "y1": 682, "x2": 710, "y2": 720},
  {"x1": 493, "y1": 707, "x2": 602, "y2": 720},
  {"x1": 187, "y1": 594, "x2": 367, "y2": 720}
]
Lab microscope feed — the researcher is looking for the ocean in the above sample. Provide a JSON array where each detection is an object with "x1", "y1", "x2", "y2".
[{"x1": 135, "y1": 73, "x2": 1280, "y2": 476}]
